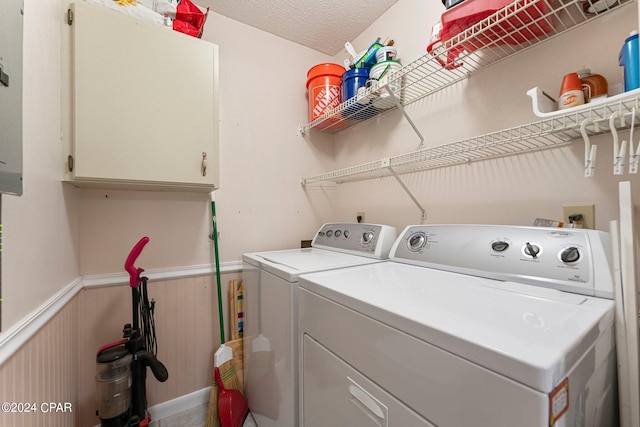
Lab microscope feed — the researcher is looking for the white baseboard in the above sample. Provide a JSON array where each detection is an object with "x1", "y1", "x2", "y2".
[{"x1": 149, "y1": 386, "x2": 211, "y2": 422}]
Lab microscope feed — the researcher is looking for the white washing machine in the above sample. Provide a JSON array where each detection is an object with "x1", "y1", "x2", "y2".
[
  {"x1": 298, "y1": 225, "x2": 618, "y2": 427},
  {"x1": 242, "y1": 222, "x2": 397, "y2": 427}
]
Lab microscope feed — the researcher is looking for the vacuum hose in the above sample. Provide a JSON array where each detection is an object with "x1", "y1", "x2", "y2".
[{"x1": 136, "y1": 351, "x2": 169, "y2": 382}]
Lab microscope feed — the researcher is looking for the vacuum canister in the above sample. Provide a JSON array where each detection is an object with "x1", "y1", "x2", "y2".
[{"x1": 96, "y1": 345, "x2": 133, "y2": 427}]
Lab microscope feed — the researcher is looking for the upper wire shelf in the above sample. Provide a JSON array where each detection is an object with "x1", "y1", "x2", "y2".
[{"x1": 300, "y1": 0, "x2": 632, "y2": 134}]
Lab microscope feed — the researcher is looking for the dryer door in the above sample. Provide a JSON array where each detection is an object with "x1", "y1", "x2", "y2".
[{"x1": 302, "y1": 334, "x2": 435, "y2": 427}]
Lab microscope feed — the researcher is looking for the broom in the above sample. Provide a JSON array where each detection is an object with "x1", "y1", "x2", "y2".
[{"x1": 206, "y1": 193, "x2": 246, "y2": 427}]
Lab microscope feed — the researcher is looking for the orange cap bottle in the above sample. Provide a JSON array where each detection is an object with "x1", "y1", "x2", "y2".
[{"x1": 558, "y1": 72, "x2": 585, "y2": 110}]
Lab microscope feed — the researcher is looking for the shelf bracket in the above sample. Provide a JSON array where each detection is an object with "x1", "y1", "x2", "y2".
[
  {"x1": 385, "y1": 160, "x2": 427, "y2": 220},
  {"x1": 383, "y1": 86, "x2": 425, "y2": 147}
]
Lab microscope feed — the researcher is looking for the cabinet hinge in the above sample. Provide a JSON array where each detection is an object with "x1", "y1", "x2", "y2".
[{"x1": 67, "y1": 8, "x2": 73, "y2": 26}]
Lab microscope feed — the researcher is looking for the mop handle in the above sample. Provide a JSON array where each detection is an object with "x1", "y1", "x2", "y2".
[{"x1": 125, "y1": 236, "x2": 149, "y2": 288}]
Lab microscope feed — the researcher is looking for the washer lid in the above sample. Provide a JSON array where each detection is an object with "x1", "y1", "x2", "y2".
[
  {"x1": 243, "y1": 248, "x2": 384, "y2": 282},
  {"x1": 299, "y1": 262, "x2": 614, "y2": 392}
]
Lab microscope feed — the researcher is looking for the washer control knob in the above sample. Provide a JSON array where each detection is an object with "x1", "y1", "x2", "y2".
[
  {"x1": 343, "y1": 230, "x2": 350, "y2": 238},
  {"x1": 326, "y1": 230, "x2": 333, "y2": 237},
  {"x1": 407, "y1": 232, "x2": 427, "y2": 252},
  {"x1": 560, "y1": 246, "x2": 580, "y2": 263},
  {"x1": 335, "y1": 230, "x2": 342, "y2": 237},
  {"x1": 524, "y1": 242, "x2": 540, "y2": 258},
  {"x1": 491, "y1": 241, "x2": 509, "y2": 252},
  {"x1": 361, "y1": 231, "x2": 375, "y2": 245}
]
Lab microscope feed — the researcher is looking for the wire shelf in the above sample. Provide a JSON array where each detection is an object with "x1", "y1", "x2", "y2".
[
  {"x1": 301, "y1": 92, "x2": 640, "y2": 185},
  {"x1": 300, "y1": 0, "x2": 632, "y2": 134}
]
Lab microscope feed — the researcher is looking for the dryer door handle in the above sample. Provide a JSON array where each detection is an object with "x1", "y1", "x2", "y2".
[{"x1": 348, "y1": 379, "x2": 388, "y2": 424}]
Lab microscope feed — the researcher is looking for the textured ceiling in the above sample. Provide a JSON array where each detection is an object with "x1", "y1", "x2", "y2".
[{"x1": 193, "y1": 0, "x2": 400, "y2": 55}]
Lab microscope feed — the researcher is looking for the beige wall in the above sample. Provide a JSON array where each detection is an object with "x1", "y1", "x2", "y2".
[{"x1": 2, "y1": 0, "x2": 80, "y2": 332}]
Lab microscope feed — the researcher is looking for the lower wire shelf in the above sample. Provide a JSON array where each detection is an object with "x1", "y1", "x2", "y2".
[{"x1": 301, "y1": 92, "x2": 640, "y2": 186}]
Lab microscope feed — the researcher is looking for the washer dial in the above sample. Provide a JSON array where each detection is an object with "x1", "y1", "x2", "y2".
[{"x1": 407, "y1": 232, "x2": 427, "y2": 252}]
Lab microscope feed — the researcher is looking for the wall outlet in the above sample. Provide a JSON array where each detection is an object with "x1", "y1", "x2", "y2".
[
  {"x1": 563, "y1": 205, "x2": 595, "y2": 229},
  {"x1": 356, "y1": 211, "x2": 365, "y2": 223}
]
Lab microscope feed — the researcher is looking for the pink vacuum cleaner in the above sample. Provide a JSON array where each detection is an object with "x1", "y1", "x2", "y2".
[{"x1": 95, "y1": 237, "x2": 169, "y2": 427}]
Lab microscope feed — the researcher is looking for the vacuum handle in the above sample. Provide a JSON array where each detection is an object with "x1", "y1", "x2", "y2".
[
  {"x1": 125, "y1": 237, "x2": 149, "y2": 288},
  {"x1": 138, "y1": 351, "x2": 169, "y2": 382}
]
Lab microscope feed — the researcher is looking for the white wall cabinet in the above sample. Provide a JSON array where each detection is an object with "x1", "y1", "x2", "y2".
[{"x1": 61, "y1": 1, "x2": 219, "y2": 192}]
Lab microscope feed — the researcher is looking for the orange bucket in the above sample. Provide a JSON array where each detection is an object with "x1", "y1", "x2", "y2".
[{"x1": 306, "y1": 63, "x2": 345, "y2": 130}]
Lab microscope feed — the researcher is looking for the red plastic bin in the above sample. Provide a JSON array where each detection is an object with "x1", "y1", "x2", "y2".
[{"x1": 427, "y1": 0, "x2": 555, "y2": 69}]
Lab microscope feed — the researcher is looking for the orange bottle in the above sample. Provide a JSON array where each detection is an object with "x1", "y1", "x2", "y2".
[
  {"x1": 558, "y1": 72, "x2": 585, "y2": 110},
  {"x1": 577, "y1": 68, "x2": 608, "y2": 102}
]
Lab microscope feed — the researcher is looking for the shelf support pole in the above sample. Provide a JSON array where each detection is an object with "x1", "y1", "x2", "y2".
[
  {"x1": 386, "y1": 161, "x2": 427, "y2": 220},
  {"x1": 384, "y1": 86, "x2": 425, "y2": 147}
]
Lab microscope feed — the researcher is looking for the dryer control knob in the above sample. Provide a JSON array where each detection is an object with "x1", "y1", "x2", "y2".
[
  {"x1": 362, "y1": 231, "x2": 374, "y2": 245},
  {"x1": 524, "y1": 242, "x2": 541, "y2": 258},
  {"x1": 560, "y1": 246, "x2": 580, "y2": 263},
  {"x1": 491, "y1": 241, "x2": 509, "y2": 252}
]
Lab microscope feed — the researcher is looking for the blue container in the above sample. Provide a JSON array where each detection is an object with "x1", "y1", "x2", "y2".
[
  {"x1": 619, "y1": 31, "x2": 640, "y2": 92},
  {"x1": 341, "y1": 68, "x2": 370, "y2": 102}
]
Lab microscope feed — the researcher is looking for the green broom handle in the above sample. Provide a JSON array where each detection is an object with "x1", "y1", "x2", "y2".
[{"x1": 212, "y1": 199, "x2": 225, "y2": 344}]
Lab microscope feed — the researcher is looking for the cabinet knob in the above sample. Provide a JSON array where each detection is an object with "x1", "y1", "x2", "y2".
[{"x1": 201, "y1": 152, "x2": 207, "y2": 177}]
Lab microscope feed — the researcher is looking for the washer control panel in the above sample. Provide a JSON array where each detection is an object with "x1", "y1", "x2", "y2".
[
  {"x1": 312, "y1": 223, "x2": 397, "y2": 259},
  {"x1": 390, "y1": 225, "x2": 613, "y2": 298}
]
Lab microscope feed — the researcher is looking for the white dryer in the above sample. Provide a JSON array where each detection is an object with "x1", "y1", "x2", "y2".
[
  {"x1": 298, "y1": 225, "x2": 618, "y2": 427},
  {"x1": 242, "y1": 222, "x2": 397, "y2": 427}
]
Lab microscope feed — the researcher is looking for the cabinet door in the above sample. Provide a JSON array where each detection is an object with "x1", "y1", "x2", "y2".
[{"x1": 66, "y1": 1, "x2": 219, "y2": 191}]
